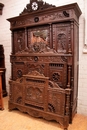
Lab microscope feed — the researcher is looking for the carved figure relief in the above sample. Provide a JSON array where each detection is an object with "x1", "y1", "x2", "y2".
[{"x1": 57, "y1": 33, "x2": 66, "y2": 53}]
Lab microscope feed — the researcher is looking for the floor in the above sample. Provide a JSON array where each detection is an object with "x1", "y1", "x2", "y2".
[{"x1": 0, "y1": 96, "x2": 87, "y2": 130}]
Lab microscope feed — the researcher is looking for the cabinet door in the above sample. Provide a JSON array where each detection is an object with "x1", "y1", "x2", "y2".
[
  {"x1": 13, "y1": 29, "x2": 25, "y2": 53},
  {"x1": 52, "y1": 23, "x2": 71, "y2": 54}
]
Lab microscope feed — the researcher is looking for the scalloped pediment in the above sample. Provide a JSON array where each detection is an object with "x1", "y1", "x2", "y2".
[{"x1": 20, "y1": 0, "x2": 55, "y2": 15}]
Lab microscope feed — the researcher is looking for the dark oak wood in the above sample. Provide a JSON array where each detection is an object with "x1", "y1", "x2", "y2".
[
  {"x1": 0, "y1": 71, "x2": 4, "y2": 110},
  {"x1": 0, "y1": 45, "x2": 7, "y2": 97},
  {"x1": 0, "y1": 3, "x2": 4, "y2": 15},
  {"x1": 7, "y1": 0, "x2": 82, "y2": 129}
]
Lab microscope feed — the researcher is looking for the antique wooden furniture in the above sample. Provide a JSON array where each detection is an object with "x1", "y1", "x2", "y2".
[
  {"x1": 0, "y1": 71, "x2": 4, "y2": 110},
  {"x1": 0, "y1": 3, "x2": 4, "y2": 15},
  {"x1": 0, "y1": 45, "x2": 7, "y2": 97},
  {"x1": 7, "y1": 0, "x2": 81, "y2": 129}
]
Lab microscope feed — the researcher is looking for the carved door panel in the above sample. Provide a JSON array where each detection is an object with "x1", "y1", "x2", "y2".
[
  {"x1": 47, "y1": 88, "x2": 65, "y2": 116},
  {"x1": 52, "y1": 23, "x2": 71, "y2": 53},
  {"x1": 24, "y1": 76, "x2": 48, "y2": 110},
  {"x1": 13, "y1": 29, "x2": 25, "y2": 53}
]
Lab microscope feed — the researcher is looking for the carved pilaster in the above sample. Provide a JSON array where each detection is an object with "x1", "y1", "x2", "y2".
[
  {"x1": 65, "y1": 88, "x2": 71, "y2": 116},
  {"x1": 49, "y1": 23, "x2": 52, "y2": 49},
  {"x1": 11, "y1": 32, "x2": 14, "y2": 54},
  {"x1": 25, "y1": 28, "x2": 28, "y2": 49},
  {"x1": 67, "y1": 65, "x2": 71, "y2": 88},
  {"x1": 69, "y1": 21, "x2": 74, "y2": 54}
]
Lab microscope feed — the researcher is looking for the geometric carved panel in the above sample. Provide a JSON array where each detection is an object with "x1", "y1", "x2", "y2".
[
  {"x1": 49, "y1": 63, "x2": 67, "y2": 88},
  {"x1": 47, "y1": 89, "x2": 65, "y2": 116}
]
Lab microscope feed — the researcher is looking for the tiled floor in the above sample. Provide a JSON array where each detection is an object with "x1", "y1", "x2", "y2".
[{"x1": 0, "y1": 96, "x2": 87, "y2": 130}]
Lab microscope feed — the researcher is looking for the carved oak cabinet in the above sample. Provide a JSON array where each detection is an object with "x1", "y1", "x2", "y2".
[{"x1": 7, "y1": 0, "x2": 81, "y2": 130}]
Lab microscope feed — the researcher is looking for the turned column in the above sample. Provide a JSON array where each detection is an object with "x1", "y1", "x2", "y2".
[{"x1": 0, "y1": 71, "x2": 4, "y2": 110}]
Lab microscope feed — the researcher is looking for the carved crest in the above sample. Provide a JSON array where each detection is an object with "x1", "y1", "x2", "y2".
[{"x1": 20, "y1": 0, "x2": 55, "y2": 15}]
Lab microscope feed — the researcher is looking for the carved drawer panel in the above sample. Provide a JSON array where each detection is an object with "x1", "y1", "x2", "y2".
[{"x1": 26, "y1": 63, "x2": 46, "y2": 76}]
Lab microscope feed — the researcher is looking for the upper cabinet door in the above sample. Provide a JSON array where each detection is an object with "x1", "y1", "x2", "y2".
[{"x1": 52, "y1": 22, "x2": 72, "y2": 54}]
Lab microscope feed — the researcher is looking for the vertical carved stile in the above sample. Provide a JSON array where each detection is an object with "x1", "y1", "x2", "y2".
[
  {"x1": 65, "y1": 89, "x2": 71, "y2": 116},
  {"x1": 69, "y1": 22, "x2": 74, "y2": 54},
  {"x1": 11, "y1": 63, "x2": 13, "y2": 80},
  {"x1": 44, "y1": 78, "x2": 49, "y2": 112},
  {"x1": 11, "y1": 32, "x2": 14, "y2": 54},
  {"x1": 67, "y1": 65, "x2": 71, "y2": 88},
  {"x1": 25, "y1": 28, "x2": 28, "y2": 49},
  {"x1": 66, "y1": 94, "x2": 70, "y2": 116},
  {"x1": 49, "y1": 23, "x2": 52, "y2": 49},
  {"x1": 53, "y1": 24, "x2": 56, "y2": 50},
  {"x1": 68, "y1": 23, "x2": 73, "y2": 54}
]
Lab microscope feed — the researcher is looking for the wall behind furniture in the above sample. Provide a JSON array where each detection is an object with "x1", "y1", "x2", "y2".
[{"x1": 0, "y1": 0, "x2": 87, "y2": 115}]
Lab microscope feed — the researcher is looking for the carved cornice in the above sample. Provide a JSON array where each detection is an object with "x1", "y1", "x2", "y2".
[{"x1": 0, "y1": 3, "x2": 4, "y2": 15}]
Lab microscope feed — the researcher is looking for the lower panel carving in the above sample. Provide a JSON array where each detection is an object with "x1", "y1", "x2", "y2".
[{"x1": 9, "y1": 71, "x2": 71, "y2": 130}]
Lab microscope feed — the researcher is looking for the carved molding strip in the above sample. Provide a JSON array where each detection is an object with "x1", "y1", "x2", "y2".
[
  {"x1": 11, "y1": 10, "x2": 71, "y2": 29},
  {"x1": 11, "y1": 55, "x2": 67, "y2": 63}
]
